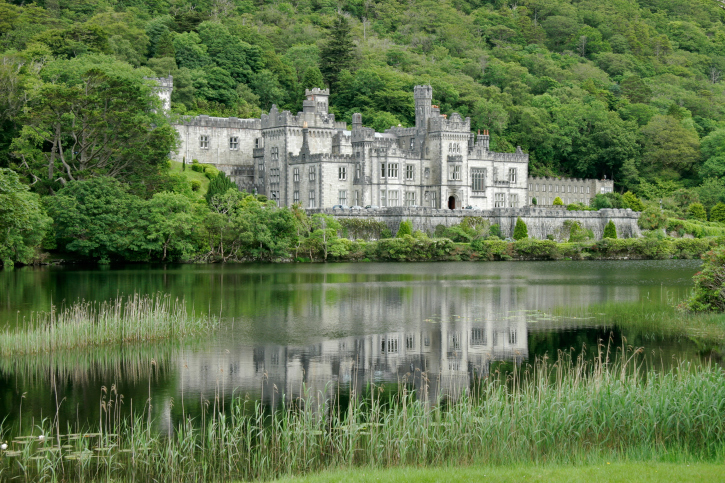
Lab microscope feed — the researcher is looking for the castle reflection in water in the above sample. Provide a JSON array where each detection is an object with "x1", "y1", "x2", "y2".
[{"x1": 173, "y1": 277, "x2": 638, "y2": 414}]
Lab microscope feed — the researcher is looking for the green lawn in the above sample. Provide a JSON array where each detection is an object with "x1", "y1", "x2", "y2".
[
  {"x1": 169, "y1": 160, "x2": 210, "y2": 198},
  {"x1": 269, "y1": 463, "x2": 725, "y2": 482}
]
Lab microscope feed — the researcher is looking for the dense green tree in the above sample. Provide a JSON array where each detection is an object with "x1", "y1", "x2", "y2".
[
  {"x1": 250, "y1": 69, "x2": 286, "y2": 110},
  {"x1": 307, "y1": 214, "x2": 348, "y2": 261},
  {"x1": 196, "y1": 67, "x2": 239, "y2": 106},
  {"x1": 700, "y1": 129, "x2": 725, "y2": 180},
  {"x1": 197, "y1": 21, "x2": 262, "y2": 83},
  {"x1": 173, "y1": 32, "x2": 211, "y2": 70},
  {"x1": 0, "y1": 168, "x2": 51, "y2": 266},
  {"x1": 553, "y1": 196, "x2": 563, "y2": 206},
  {"x1": 45, "y1": 177, "x2": 145, "y2": 260},
  {"x1": 143, "y1": 191, "x2": 200, "y2": 261},
  {"x1": 640, "y1": 115, "x2": 700, "y2": 181},
  {"x1": 513, "y1": 217, "x2": 528, "y2": 240},
  {"x1": 11, "y1": 59, "x2": 177, "y2": 192},
  {"x1": 320, "y1": 15, "x2": 354, "y2": 87},
  {"x1": 34, "y1": 24, "x2": 111, "y2": 59}
]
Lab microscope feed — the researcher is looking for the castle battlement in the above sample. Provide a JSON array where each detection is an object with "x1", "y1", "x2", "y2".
[
  {"x1": 427, "y1": 113, "x2": 471, "y2": 133},
  {"x1": 181, "y1": 115, "x2": 261, "y2": 129},
  {"x1": 385, "y1": 126, "x2": 419, "y2": 137},
  {"x1": 261, "y1": 105, "x2": 346, "y2": 130},
  {"x1": 488, "y1": 151, "x2": 528, "y2": 163},
  {"x1": 305, "y1": 88, "x2": 330, "y2": 97},
  {"x1": 289, "y1": 152, "x2": 354, "y2": 163}
]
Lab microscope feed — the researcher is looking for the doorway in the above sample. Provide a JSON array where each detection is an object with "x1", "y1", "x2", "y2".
[{"x1": 448, "y1": 196, "x2": 456, "y2": 210}]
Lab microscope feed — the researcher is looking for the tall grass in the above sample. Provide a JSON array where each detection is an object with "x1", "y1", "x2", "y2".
[
  {"x1": 2, "y1": 347, "x2": 724, "y2": 481},
  {"x1": 549, "y1": 300, "x2": 725, "y2": 341},
  {"x1": 0, "y1": 294, "x2": 218, "y2": 356}
]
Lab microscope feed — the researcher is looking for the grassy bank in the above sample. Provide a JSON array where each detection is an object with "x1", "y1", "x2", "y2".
[
  {"x1": 0, "y1": 294, "x2": 218, "y2": 356},
  {"x1": 270, "y1": 462, "x2": 725, "y2": 483},
  {"x1": 1, "y1": 351, "x2": 724, "y2": 481}
]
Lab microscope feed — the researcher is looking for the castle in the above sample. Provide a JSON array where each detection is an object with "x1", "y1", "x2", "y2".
[{"x1": 154, "y1": 77, "x2": 613, "y2": 209}]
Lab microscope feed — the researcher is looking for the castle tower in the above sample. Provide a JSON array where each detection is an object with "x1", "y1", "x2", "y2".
[
  {"x1": 146, "y1": 75, "x2": 173, "y2": 112},
  {"x1": 414, "y1": 85, "x2": 433, "y2": 129},
  {"x1": 352, "y1": 112, "x2": 362, "y2": 130},
  {"x1": 305, "y1": 88, "x2": 330, "y2": 115}
]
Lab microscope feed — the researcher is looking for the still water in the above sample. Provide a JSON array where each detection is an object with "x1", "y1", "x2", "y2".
[{"x1": 0, "y1": 260, "x2": 705, "y2": 432}]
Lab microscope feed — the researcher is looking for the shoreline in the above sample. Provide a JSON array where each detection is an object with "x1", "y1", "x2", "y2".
[{"x1": 9, "y1": 236, "x2": 719, "y2": 267}]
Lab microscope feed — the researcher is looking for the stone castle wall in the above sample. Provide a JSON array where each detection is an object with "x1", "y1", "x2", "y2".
[{"x1": 307, "y1": 206, "x2": 641, "y2": 240}]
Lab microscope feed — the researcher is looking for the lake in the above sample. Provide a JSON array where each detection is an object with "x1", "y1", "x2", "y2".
[{"x1": 0, "y1": 260, "x2": 706, "y2": 433}]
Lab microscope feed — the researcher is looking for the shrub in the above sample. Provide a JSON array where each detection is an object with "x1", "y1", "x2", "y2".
[
  {"x1": 710, "y1": 202, "x2": 725, "y2": 224},
  {"x1": 191, "y1": 161, "x2": 204, "y2": 173},
  {"x1": 553, "y1": 197, "x2": 563, "y2": 206},
  {"x1": 688, "y1": 203, "x2": 707, "y2": 221},
  {"x1": 531, "y1": 197, "x2": 537, "y2": 206},
  {"x1": 513, "y1": 239, "x2": 559, "y2": 259},
  {"x1": 590, "y1": 193, "x2": 613, "y2": 209},
  {"x1": 204, "y1": 165, "x2": 220, "y2": 180},
  {"x1": 566, "y1": 220, "x2": 593, "y2": 242},
  {"x1": 471, "y1": 239, "x2": 510, "y2": 260},
  {"x1": 603, "y1": 220, "x2": 617, "y2": 239},
  {"x1": 688, "y1": 246, "x2": 725, "y2": 312},
  {"x1": 638, "y1": 207, "x2": 667, "y2": 230},
  {"x1": 513, "y1": 217, "x2": 528, "y2": 240},
  {"x1": 623, "y1": 191, "x2": 644, "y2": 211},
  {"x1": 396, "y1": 220, "x2": 413, "y2": 237},
  {"x1": 190, "y1": 180, "x2": 201, "y2": 192},
  {"x1": 489, "y1": 224, "x2": 502, "y2": 239}
]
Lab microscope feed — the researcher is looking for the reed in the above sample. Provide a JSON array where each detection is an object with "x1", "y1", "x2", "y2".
[
  {"x1": 1, "y1": 347, "x2": 724, "y2": 481},
  {"x1": 548, "y1": 299, "x2": 725, "y2": 341},
  {"x1": 0, "y1": 294, "x2": 218, "y2": 356}
]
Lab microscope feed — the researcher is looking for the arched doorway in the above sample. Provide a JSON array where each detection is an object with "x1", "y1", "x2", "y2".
[{"x1": 448, "y1": 196, "x2": 456, "y2": 210}]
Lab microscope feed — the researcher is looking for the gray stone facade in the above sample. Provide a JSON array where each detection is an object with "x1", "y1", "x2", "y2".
[
  {"x1": 528, "y1": 176, "x2": 614, "y2": 206},
  {"x1": 151, "y1": 79, "x2": 616, "y2": 212},
  {"x1": 308, "y1": 206, "x2": 641, "y2": 241}
]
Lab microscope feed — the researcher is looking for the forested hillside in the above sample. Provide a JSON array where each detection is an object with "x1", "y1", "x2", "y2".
[{"x1": 1, "y1": 0, "x2": 725, "y2": 264}]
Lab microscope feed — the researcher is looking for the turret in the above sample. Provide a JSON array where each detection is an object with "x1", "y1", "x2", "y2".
[
  {"x1": 352, "y1": 112, "x2": 362, "y2": 130},
  {"x1": 414, "y1": 85, "x2": 433, "y2": 129},
  {"x1": 305, "y1": 88, "x2": 329, "y2": 115}
]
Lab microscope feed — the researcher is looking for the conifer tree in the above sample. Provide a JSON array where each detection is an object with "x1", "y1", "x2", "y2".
[
  {"x1": 205, "y1": 171, "x2": 237, "y2": 204},
  {"x1": 396, "y1": 220, "x2": 412, "y2": 237},
  {"x1": 603, "y1": 220, "x2": 617, "y2": 239},
  {"x1": 513, "y1": 217, "x2": 528, "y2": 240},
  {"x1": 553, "y1": 197, "x2": 563, "y2": 206},
  {"x1": 302, "y1": 66, "x2": 325, "y2": 89},
  {"x1": 320, "y1": 15, "x2": 354, "y2": 87}
]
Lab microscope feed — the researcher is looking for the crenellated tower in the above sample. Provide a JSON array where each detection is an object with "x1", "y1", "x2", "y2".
[{"x1": 414, "y1": 85, "x2": 433, "y2": 129}]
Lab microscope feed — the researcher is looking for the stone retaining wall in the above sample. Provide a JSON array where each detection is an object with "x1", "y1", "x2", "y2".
[{"x1": 307, "y1": 207, "x2": 641, "y2": 240}]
